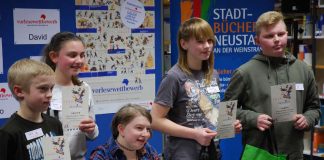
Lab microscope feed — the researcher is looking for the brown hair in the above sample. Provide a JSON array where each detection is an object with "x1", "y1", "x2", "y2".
[
  {"x1": 111, "y1": 103, "x2": 152, "y2": 139},
  {"x1": 42, "y1": 32, "x2": 85, "y2": 86},
  {"x1": 255, "y1": 11, "x2": 286, "y2": 36},
  {"x1": 8, "y1": 59, "x2": 54, "y2": 100},
  {"x1": 177, "y1": 17, "x2": 215, "y2": 84}
]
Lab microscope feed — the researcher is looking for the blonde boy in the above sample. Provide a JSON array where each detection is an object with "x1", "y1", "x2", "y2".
[
  {"x1": 224, "y1": 11, "x2": 320, "y2": 159},
  {"x1": 0, "y1": 59, "x2": 63, "y2": 160}
]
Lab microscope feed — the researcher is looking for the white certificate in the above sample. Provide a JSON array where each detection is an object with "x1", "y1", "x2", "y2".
[
  {"x1": 216, "y1": 100, "x2": 237, "y2": 139},
  {"x1": 42, "y1": 136, "x2": 71, "y2": 160},
  {"x1": 271, "y1": 83, "x2": 297, "y2": 122},
  {"x1": 61, "y1": 86, "x2": 89, "y2": 137}
]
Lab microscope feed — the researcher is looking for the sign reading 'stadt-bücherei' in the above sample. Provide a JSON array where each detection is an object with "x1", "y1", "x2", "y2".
[{"x1": 13, "y1": 8, "x2": 60, "y2": 44}]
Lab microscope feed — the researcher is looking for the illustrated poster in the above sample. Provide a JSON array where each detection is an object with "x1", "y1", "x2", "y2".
[{"x1": 75, "y1": 0, "x2": 156, "y2": 113}]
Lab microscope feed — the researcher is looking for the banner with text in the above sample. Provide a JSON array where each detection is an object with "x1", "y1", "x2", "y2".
[
  {"x1": 13, "y1": 8, "x2": 60, "y2": 44},
  {"x1": 0, "y1": 38, "x2": 2, "y2": 74},
  {"x1": 0, "y1": 83, "x2": 19, "y2": 118}
]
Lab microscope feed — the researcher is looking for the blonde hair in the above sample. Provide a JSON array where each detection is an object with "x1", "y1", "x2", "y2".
[
  {"x1": 255, "y1": 11, "x2": 286, "y2": 36},
  {"x1": 7, "y1": 59, "x2": 54, "y2": 100},
  {"x1": 177, "y1": 17, "x2": 215, "y2": 84}
]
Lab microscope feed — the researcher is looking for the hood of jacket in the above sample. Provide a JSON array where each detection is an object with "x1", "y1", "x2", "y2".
[{"x1": 251, "y1": 52, "x2": 296, "y2": 82}]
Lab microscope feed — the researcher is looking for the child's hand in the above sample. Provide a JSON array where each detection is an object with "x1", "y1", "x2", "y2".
[
  {"x1": 257, "y1": 114, "x2": 272, "y2": 131},
  {"x1": 79, "y1": 118, "x2": 96, "y2": 134},
  {"x1": 193, "y1": 128, "x2": 217, "y2": 146},
  {"x1": 294, "y1": 114, "x2": 309, "y2": 130},
  {"x1": 234, "y1": 120, "x2": 242, "y2": 133}
]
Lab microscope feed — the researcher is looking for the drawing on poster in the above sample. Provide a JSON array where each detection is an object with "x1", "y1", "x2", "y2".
[
  {"x1": 74, "y1": 0, "x2": 156, "y2": 111},
  {"x1": 75, "y1": 0, "x2": 155, "y2": 80}
]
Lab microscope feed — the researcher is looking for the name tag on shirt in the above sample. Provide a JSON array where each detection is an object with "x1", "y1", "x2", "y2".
[
  {"x1": 296, "y1": 83, "x2": 304, "y2": 91},
  {"x1": 25, "y1": 128, "x2": 44, "y2": 141},
  {"x1": 207, "y1": 86, "x2": 220, "y2": 93}
]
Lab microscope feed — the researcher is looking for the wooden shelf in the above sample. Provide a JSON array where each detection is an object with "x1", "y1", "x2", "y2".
[
  {"x1": 316, "y1": 126, "x2": 324, "y2": 132},
  {"x1": 303, "y1": 150, "x2": 324, "y2": 157},
  {"x1": 316, "y1": 65, "x2": 324, "y2": 69},
  {"x1": 163, "y1": 0, "x2": 170, "y2": 6},
  {"x1": 320, "y1": 94, "x2": 324, "y2": 99},
  {"x1": 288, "y1": 36, "x2": 324, "y2": 40}
]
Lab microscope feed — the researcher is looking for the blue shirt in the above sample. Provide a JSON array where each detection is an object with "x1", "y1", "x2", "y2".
[{"x1": 90, "y1": 138, "x2": 160, "y2": 160}]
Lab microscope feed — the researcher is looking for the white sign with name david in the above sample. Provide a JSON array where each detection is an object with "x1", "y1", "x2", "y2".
[{"x1": 13, "y1": 8, "x2": 60, "y2": 44}]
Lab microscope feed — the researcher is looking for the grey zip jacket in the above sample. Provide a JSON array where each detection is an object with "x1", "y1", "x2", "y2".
[{"x1": 224, "y1": 52, "x2": 320, "y2": 160}]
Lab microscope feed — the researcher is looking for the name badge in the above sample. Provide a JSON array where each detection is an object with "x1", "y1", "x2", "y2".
[
  {"x1": 295, "y1": 83, "x2": 304, "y2": 91},
  {"x1": 25, "y1": 128, "x2": 44, "y2": 141},
  {"x1": 207, "y1": 86, "x2": 220, "y2": 93}
]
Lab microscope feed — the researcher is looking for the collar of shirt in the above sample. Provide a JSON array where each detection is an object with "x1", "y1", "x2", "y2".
[{"x1": 108, "y1": 138, "x2": 147, "y2": 158}]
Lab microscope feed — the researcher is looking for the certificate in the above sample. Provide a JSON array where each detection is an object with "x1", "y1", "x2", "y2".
[
  {"x1": 61, "y1": 86, "x2": 89, "y2": 137},
  {"x1": 271, "y1": 83, "x2": 297, "y2": 122},
  {"x1": 216, "y1": 100, "x2": 237, "y2": 139},
  {"x1": 42, "y1": 136, "x2": 71, "y2": 160}
]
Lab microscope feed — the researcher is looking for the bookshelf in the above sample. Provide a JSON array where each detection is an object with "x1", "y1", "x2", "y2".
[{"x1": 279, "y1": 0, "x2": 324, "y2": 158}]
